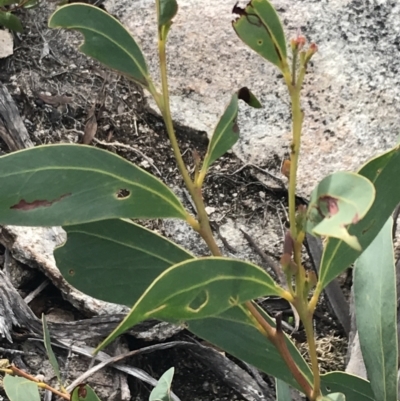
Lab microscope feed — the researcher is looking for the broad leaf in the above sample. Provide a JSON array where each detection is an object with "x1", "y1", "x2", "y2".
[
  {"x1": 319, "y1": 394, "x2": 346, "y2": 401},
  {"x1": 0, "y1": 11, "x2": 23, "y2": 32},
  {"x1": 71, "y1": 384, "x2": 102, "y2": 401},
  {"x1": 276, "y1": 378, "x2": 292, "y2": 401},
  {"x1": 188, "y1": 305, "x2": 313, "y2": 391},
  {"x1": 354, "y1": 218, "x2": 397, "y2": 401},
  {"x1": 42, "y1": 314, "x2": 62, "y2": 385},
  {"x1": 3, "y1": 375, "x2": 40, "y2": 401},
  {"x1": 232, "y1": 0, "x2": 287, "y2": 69},
  {"x1": 158, "y1": 0, "x2": 178, "y2": 27},
  {"x1": 97, "y1": 257, "x2": 285, "y2": 350},
  {"x1": 320, "y1": 372, "x2": 374, "y2": 401},
  {"x1": 49, "y1": 4, "x2": 151, "y2": 87},
  {"x1": 202, "y1": 88, "x2": 261, "y2": 172},
  {"x1": 150, "y1": 367, "x2": 174, "y2": 401},
  {"x1": 55, "y1": 219, "x2": 194, "y2": 305},
  {"x1": 318, "y1": 145, "x2": 400, "y2": 288},
  {"x1": 306, "y1": 171, "x2": 375, "y2": 251},
  {"x1": 0, "y1": 145, "x2": 187, "y2": 226}
]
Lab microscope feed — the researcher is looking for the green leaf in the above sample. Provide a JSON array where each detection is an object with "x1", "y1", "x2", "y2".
[
  {"x1": 0, "y1": 145, "x2": 187, "y2": 226},
  {"x1": 202, "y1": 88, "x2": 262, "y2": 172},
  {"x1": 149, "y1": 367, "x2": 174, "y2": 401},
  {"x1": 42, "y1": 314, "x2": 62, "y2": 385},
  {"x1": 97, "y1": 257, "x2": 285, "y2": 351},
  {"x1": 354, "y1": 217, "x2": 397, "y2": 401},
  {"x1": 48, "y1": 4, "x2": 150, "y2": 87},
  {"x1": 320, "y1": 372, "x2": 374, "y2": 401},
  {"x1": 306, "y1": 171, "x2": 375, "y2": 251},
  {"x1": 0, "y1": 11, "x2": 23, "y2": 32},
  {"x1": 55, "y1": 219, "x2": 194, "y2": 306},
  {"x1": 3, "y1": 375, "x2": 40, "y2": 401},
  {"x1": 318, "y1": 394, "x2": 346, "y2": 401},
  {"x1": 158, "y1": 0, "x2": 178, "y2": 27},
  {"x1": 276, "y1": 378, "x2": 292, "y2": 401},
  {"x1": 71, "y1": 384, "x2": 102, "y2": 401},
  {"x1": 232, "y1": 0, "x2": 287, "y2": 70},
  {"x1": 318, "y1": 145, "x2": 400, "y2": 288},
  {"x1": 188, "y1": 305, "x2": 313, "y2": 391}
]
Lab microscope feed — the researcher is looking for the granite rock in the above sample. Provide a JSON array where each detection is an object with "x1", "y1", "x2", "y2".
[{"x1": 106, "y1": 0, "x2": 400, "y2": 196}]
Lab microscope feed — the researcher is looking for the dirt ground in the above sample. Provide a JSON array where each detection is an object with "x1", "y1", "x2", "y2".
[{"x1": 0, "y1": 2, "x2": 349, "y2": 401}]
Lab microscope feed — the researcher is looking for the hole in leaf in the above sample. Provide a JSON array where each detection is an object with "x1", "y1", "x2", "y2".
[
  {"x1": 68, "y1": 269, "x2": 75, "y2": 276},
  {"x1": 257, "y1": 40, "x2": 263, "y2": 45},
  {"x1": 116, "y1": 189, "x2": 131, "y2": 199},
  {"x1": 325, "y1": 386, "x2": 331, "y2": 393},
  {"x1": 187, "y1": 290, "x2": 209, "y2": 313}
]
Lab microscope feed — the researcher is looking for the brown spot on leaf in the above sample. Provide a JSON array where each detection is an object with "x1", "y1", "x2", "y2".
[
  {"x1": 10, "y1": 194, "x2": 71, "y2": 211},
  {"x1": 320, "y1": 196, "x2": 339, "y2": 216},
  {"x1": 77, "y1": 384, "x2": 87, "y2": 398}
]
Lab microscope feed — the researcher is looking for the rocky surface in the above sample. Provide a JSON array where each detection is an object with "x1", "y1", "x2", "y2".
[{"x1": 106, "y1": 0, "x2": 400, "y2": 196}]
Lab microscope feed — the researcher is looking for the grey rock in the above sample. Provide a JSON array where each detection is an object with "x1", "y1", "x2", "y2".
[{"x1": 106, "y1": 0, "x2": 400, "y2": 196}]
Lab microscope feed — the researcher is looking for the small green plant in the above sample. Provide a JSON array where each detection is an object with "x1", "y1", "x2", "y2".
[
  {"x1": 1, "y1": 315, "x2": 100, "y2": 400},
  {"x1": 1, "y1": 315, "x2": 175, "y2": 400},
  {"x1": 0, "y1": 1, "x2": 399, "y2": 400},
  {"x1": 0, "y1": 0, "x2": 38, "y2": 32},
  {"x1": 149, "y1": 367, "x2": 174, "y2": 401}
]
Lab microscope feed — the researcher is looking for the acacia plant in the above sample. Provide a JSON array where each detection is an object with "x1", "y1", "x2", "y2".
[{"x1": 0, "y1": 0, "x2": 399, "y2": 400}]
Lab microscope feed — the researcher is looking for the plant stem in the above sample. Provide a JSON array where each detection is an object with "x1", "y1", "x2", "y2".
[
  {"x1": 155, "y1": 21, "x2": 222, "y2": 256},
  {"x1": 302, "y1": 313, "x2": 321, "y2": 399},
  {"x1": 10, "y1": 366, "x2": 70, "y2": 400},
  {"x1": 285, "y1": 64, "x2": 322, "y2": 400},
  {"x1": 155, "y1": 12, "x2": 314, "y2": 398},
  {"x1": 287, "y1": 88, "x2": 302, "y2": 241},
  {"x1": 245, "y1": 302, "x2": 313, "y2": 398},
  {"x1": 155, "y1": 44, "x2": 194, "y2": 197}
]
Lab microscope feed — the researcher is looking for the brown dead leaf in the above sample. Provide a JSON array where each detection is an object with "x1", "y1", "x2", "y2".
[
  {"x1": 82, "y1": 104, "x2": 98, "y2": 145},
  {"x1": 37, "y1": 93, "x2": 73, "y2": 106}
]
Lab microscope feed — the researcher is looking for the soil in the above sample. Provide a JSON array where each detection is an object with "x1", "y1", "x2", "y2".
[{"x1": 0, "y1": 3, "x2": 349, "y2": 401}]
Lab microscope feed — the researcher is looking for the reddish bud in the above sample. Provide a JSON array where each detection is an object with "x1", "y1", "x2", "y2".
[
  {"x1": 283, "y1": 230, "x2": 294, "y2": 256},
  {"x1": 304, "y1": 43, "x2": 318, "y2": 65},
  {"x1": 280, "y1": 253, "x2": 291, "y2": 267},
  {"x1": 291, "y1": 35, "x2": 306, "y2": 51},
  {"x1": 280, "y1": 254, "x2": 298, "y2": 276}
]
